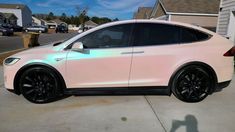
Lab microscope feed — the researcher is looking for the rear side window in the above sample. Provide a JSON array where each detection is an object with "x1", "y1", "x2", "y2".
[
  {"x1": 180, "y1": 27, "x2": 210, "y2": 43},
  {"x1": 133, "y1": 23, "x2": 179, "y2": 46}
]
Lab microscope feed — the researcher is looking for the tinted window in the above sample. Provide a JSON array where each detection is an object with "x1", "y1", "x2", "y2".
[
  {"x1": 133, "y1": 23, "x2": 179, "y2": 46},
  {"x1": 180, "y1": 27, "x2": 209, "y2": 43},
  {"x1": 78, "y1": 24, "x2": 133, "y2": 48}
]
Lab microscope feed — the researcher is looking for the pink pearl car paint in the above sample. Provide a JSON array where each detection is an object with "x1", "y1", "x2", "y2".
[{"x1": 3, "y1": 20, "x2": 234, "y2": 103}]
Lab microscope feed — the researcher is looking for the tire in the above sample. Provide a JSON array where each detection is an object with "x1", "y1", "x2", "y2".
[
  {"x1": 171, "y1": 65, "x2": 213, "y2": 102},
  {"x1": 19, "y1": 67, "x2": 62, "y2": 103},
  {"x1": 39, "y1": 30, "x2": 42, "y2": 33}
]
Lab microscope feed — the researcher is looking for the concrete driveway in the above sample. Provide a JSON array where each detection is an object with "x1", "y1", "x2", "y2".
[{"x1": 0, "y1": 66, "x2": 235, "y2": 132}]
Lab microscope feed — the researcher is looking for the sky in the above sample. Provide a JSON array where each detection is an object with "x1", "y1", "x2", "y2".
[{"x1": 0, "y1": 0, "x2": 156, "y2": 20}]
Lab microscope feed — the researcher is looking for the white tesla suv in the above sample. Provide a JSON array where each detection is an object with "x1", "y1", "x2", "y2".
[{"x1": 3, "y1": 20, "x2": 235, "y2": 103}]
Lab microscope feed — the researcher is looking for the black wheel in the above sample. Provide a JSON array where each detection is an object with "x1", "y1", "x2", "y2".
[
  {"x1": 172, "y1": 65, "x2": 213, "y2": 102},
  {"x1": 19, "y1": 67, "x2": 61, "y2": 103}
]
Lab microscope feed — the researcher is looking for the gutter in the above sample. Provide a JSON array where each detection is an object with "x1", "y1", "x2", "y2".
[{"x1": 166, "y1": 12, "x2": 218, "y2": 17}]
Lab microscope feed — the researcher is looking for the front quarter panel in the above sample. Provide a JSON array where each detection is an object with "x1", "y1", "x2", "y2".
[{"x1": 4, "y1": 49, "x2": 68, "y2": 90}]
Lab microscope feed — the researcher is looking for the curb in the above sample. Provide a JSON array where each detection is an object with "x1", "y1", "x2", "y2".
[{"x1": 0, "y1": 48, "x2": 26, "y2": 65}]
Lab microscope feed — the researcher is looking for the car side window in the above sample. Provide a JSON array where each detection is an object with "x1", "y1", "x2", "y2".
[
  {"x1": 133, "y1": 23, "x2": 180, "y2": 46},
  {"x1": 78, "y1": 24, "x2": 133, "y2": 49},
  {"x1": 180, "y1": 27, "x2": 210, "y2": 43}
]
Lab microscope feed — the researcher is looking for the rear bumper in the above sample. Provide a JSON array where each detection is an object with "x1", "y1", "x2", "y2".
[{"x1": 215, "y1": 80, "x2": 231, "y2": 92}]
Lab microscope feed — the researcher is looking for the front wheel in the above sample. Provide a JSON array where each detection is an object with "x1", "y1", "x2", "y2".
[
  {"x1": 171, "y1": 66, "x2": 213, "y2": 102},
  {"x1": 19, "y1": 67, "x2": 61, "y2": 103}
]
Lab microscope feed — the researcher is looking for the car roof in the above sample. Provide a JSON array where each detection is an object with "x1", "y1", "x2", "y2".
[{"x1": 106, "y1": 19, "x2": 214, "y2": 35}]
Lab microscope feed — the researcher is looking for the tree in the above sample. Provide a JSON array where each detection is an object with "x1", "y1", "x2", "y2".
[
  {"x1": 46, "y1": 12, "x2": 55, "y2": 20},
  {"x1": 60, "y1": 13, "x2": 67, "y2": 21},
  {"x1": 99, "y1": 17, "x2": 112, "y2": 24},
  {"x1": 75, "y1": 5, "x2": 89, "y2": 30},
  {"x1": 91, "y1": 16, "x2": 99, "y2": 24},
  {"x1": 91, "y1": 16, "x2": 112, "y2": 25},
  {"x1": 113, "y1": 18, "x2": 119, "y2": 21}
]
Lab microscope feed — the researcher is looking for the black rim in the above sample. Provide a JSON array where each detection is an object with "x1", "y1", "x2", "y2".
[
  {"x1": 20, "y1": 68, "x2": 58, "y2": 103},
  {"x1": 175, "y1": 68, "x2": 211, "y2": 102}
]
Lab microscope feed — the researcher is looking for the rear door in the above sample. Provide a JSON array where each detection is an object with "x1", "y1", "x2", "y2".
[{"x1": 129, "y1": 22, "x2": 180, "y2": 87}]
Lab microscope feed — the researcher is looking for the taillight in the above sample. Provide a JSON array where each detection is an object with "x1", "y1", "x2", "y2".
[{"x1": 224, "y1": 46, "x2": 235, "y2": 56}]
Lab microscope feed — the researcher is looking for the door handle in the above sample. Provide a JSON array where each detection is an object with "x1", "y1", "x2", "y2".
[
  {"x1": 121, "y1": 51, "x2": 144, "y2": 55},
  {"x1": 121, "y1": 52, "x2": 132, "y2": 54},
  {"x1": 133, "y1": 51, "x2": 144, "y2": 54}
]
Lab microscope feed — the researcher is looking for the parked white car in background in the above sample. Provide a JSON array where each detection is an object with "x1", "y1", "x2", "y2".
[{"x1": 24, "y1": 25, "x2": 48, "y2": 33}]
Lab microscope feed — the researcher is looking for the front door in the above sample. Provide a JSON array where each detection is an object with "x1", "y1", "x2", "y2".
[{"x1": 66, "y1": 23, "x2": 133, "y2": 88}]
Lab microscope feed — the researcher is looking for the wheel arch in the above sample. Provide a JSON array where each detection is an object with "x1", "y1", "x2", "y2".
[
  {"x1": 168, "y1": 61, "x2": 218, "y2": 94},
  {"x1": 13, "y1": 63, "x2": 67, "y2": 95}
]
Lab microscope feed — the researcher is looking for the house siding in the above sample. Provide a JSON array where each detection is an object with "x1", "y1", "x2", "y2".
[
  {"x1": 32, "y1": 16, "x2": 42, "y2": 25},
  {"x1": 0, "y1": 8, "x2": 22, "y2": 26},
  {"x1": 217, "y1": 0, "x2": 235, "y2": 36},
  {"x1": 171, "y1": 15, "x2": 218, "y2": 28},
  {"x1": 21, "y1": 6, "x2": 32, "y2": 27},
  {"x1": 0, "y1": 5, "x2": 32, "y2": 27},
  {"x1": 156, "y1": 3, "x2": 166, "y2": 18},
  {"x1": 152, "y1": 3, "x2": 166, "y2": 18}
]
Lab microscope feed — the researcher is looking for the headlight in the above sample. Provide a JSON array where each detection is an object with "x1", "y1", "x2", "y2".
[{"x1": 4, "y1": 58, "x2": 20, "y2": 65}]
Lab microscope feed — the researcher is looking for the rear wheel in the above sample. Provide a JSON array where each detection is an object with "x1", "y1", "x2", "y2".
[
  {"x1": 171, "y1": 65, "x2": 213, "y2": 102},
  {"x1": 19, "y1": 67, "x2": 61, "y2": 103}
]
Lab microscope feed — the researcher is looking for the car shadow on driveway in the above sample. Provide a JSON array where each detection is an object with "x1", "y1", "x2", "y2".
[{"x1": 169, "y1": 114, "x2": 199, "y2": 132}]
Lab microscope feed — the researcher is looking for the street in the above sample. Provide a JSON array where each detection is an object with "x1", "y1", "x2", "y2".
[
  {"x1": 0, "y1": 66, "x2": 235, "y2": 132},
  {"x1": 0, "y1": 32, "x2": 78, "y2": 53}
]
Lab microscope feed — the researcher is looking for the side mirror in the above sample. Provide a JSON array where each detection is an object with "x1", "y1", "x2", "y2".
[{"x1": 72, "y1": 42, "x2": 84, "y2": 52}]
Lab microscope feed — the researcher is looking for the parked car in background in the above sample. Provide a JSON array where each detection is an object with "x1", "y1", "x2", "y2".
[
  {"x1": 0, "y1": 24, "x2": 22, "y2": 32},
  {"x1": 78, "y1": 27, "x2": 90, "y2": 34},
  {"x1": 3, "y1": 20, "x2": 235, "y2": 103},
  {"x1": 24, "y1": 25, "x2": 48, "y2": 33},
  {"x1": 56, "y1": 25, "x2": 68, "y2": 33},
  {"x1": 0, "y1": 26, "x2": 14, "y2": 36},
  {"x1": 78, "y1": 28, "x2": 83, "y2": 33},
  {"x1": 12, "y1": 25, "x2": 23, "y2": 32}
]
